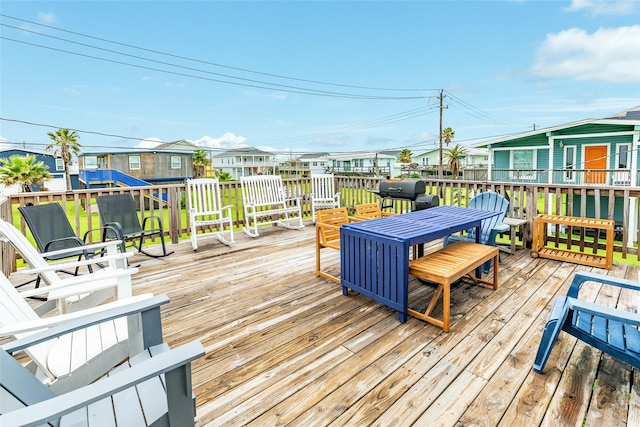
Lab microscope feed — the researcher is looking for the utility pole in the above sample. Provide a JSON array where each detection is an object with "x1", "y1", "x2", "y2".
[{"x1": 438, "y1": 90, "x2": 447, "y2": 179}]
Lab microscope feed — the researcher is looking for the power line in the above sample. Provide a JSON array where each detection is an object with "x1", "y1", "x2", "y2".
[
  {"x1": 0, "y1": 13, "x2": 434, "y2": 93},
  {"x1": 2, "y1": 36, "x2": 428, "y2": 100}
]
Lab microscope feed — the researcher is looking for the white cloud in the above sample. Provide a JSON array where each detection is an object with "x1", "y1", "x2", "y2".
[
  {"x1": 165, "y1": 81, "x2": 185, "y2": 89},
  {"x1": 136, "y1": 137, "x2": 163, "y2": 149},
  {"x1": 530, "y1": 25, "x2": 640, "y2": 83},
  {"x1": 37, "y1": 12, "x2": 57, "y2": 23},
  {"x1": 566, "y1": 0, "x2": 637, "y2": 16},
  {"x1": 193, "y1": 133, "x2": 247, "y2": 149}
]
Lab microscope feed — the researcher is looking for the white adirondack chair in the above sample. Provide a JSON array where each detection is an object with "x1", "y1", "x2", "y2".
[
  {"x1": 311, "y1": 174, "x2": 341, "y2": 222},
  {"x1": 186, "y1": 178, "x2": 234, "y2": 250},
  {"x1": 241, "y1": 175, "x2": 304, "y2": 237},
  {"x1": 0, "y1": 271, "x2": 157, "y2": 394},
  {"x1": 0, "y1": 218, "x2": 136, "y2": 314}
]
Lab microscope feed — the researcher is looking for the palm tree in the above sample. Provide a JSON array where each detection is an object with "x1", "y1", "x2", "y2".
[
  {"x1": 442, "y1": 127, "x2": 455, "y2": 146},
  {"x1": 217, "y1": 171, "x2": 233, "y2": 182},
  {"x1": 0, "y1": 154, "x2": 51, "y2": 192},
  {"x1": 398, "y1": 148, "x2": 413, "y2": 163},
  {"x1": 46, "y1": 128, "x2": 81, "y2": 191},
  {"x1": 444, "y1": 144, "x2": 468, "y2": 179},
  {"x1": 192, "y1": 149, "x2": 209, "y2": 178}
]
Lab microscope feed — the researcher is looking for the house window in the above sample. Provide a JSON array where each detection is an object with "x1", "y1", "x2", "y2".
[
  {"x1": 564, "y1": 146, "x2": 576, "y2": 182},
  {"x1": 510, "y1": 149, "x2": 536, "y2": 180},
  {"x1": 55, "y1": 158, "x2": 64, "y2": 171},
  {"x1": 129, "y1": 155, "x2": 141, "y2": 170},
  {"x1": 617, "y1": 144, "x2": 631, "y2": 169},
  {"x1": 171, "y1": 155, "x2": 181, "y2": 169},
  {"x1": 84, "y1": 156, "x2": 98, "y2": 169}
]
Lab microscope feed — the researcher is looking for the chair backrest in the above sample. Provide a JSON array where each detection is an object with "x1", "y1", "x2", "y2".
[
  {"x1": 316, "y1": 207, "x2": 350, "y2": 246},
  {"x1": 187, "y1": 178, "x2": 224, "y2": 215},
  {"x1": 241, "y1": 175, "x2": 286, "y2": 206},
  {"x1": 355, "y1": 203, "x2": 383, "y2": 218},
  {"x1": 96, "y1": 194, "x2": 143, "y2": 236},
  {"x1": 468, "y1": 191, "x2": 509, "y2": 242},
  {"x1": 0, "y1": 272, "x2": 55, "y2": 378},
  {"x1": 18, "y1": 203, "x2": 84, "y2": 258},
  {"x1": 0, "y1": 219, "x2": 62, "y2": 286},
  {"x1": 0, "y1": 348, "x2": 58, "y2": 424},
  {"x1": 311, "y1": 174, "x2": 337, "y2": 201}
]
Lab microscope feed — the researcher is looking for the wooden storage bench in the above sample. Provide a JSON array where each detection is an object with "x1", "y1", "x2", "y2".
[
  {"x1": 408, "y1": 241, "x2": 499, "y2": 332},
  {"x1": 532, "y1": 214, "x2": 614, "y2": 270}
]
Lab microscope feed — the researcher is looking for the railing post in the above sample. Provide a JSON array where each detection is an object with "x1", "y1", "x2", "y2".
[{"x1": 168, "y1": 186, "x2": 181, "y2": 244}]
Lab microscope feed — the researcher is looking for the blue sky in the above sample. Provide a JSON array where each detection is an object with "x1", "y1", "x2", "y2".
[{"x1": 1, "y1": 0, "x2": 639, "y2": 157}]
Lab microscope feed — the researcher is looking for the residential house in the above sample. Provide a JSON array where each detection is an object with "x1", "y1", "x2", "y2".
[
  {"x1": 327, "y1": 152, "x2": 396, "y2": 177},
  {"x1": 276, "y1": 154, "x2": 308, "y2": 178},
  {"x1": 78, "y1": 148, "x2": 194, "y2": 188},
  {"x1": 0, "y1": 147, "x2": 66, "y2": 193},
  {"x1": 300, "y1": 153, "x2": 332, "y2": 175},
  {"x1": 211, "y1": 147, "x2": 277, "y2": 180},
  {"x1": 474, "y1": 106, "x2": 640, "y2": 238}
]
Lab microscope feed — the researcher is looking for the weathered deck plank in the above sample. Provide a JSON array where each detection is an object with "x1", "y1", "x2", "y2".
[{"x1": 7, "y1": 220, "x2": 638, "y2": 426}]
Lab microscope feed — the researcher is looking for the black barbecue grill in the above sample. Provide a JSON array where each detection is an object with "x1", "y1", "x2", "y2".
[{"x1": 374, "y1": 179, "x2": 439, "y2": 211}]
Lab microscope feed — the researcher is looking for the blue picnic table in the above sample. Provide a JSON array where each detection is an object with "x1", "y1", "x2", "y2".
[{"x1": 340, "y1": 205, "x2": 501, "y2": 322}]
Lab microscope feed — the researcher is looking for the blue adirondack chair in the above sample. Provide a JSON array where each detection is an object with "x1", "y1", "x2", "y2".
[
  {"x1": 533, "y1": 271, "x2": 640, "y2": 373},
  {"x1": 443, "y1": 191, "x2": 509, "y2": 273}
]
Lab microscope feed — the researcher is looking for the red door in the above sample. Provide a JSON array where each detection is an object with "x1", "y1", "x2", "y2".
[{"x1": 584, "y1": 145, "x2": 607, "y2": 184}]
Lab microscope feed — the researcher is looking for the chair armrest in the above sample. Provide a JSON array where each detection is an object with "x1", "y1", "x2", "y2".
[
  {"x1": 103, "y1": 221, "x2": 125, "y2": 240},
  {"x1": 0, "y1": 293, "x2": 156, "y2": 338},
  {"x1": 18, "y1": 249, "x2": 132, "y2": 275},
  {"x1": 567, "y1": 297, "x2": 640, "y2": 326},
  {"x1": 493, "y1": 223, "x2": 510, "y2": 233},
  {"x1": 0, "y1": 340, "x2": 204, "y2": 426},
  {"x1": 17, "y1": 266, "x2": 139, "y2": 299},
  {"x1": 141, "y1": 215, "x2": 163, "y2": 231},
  {"x1": 567, "y1": 271, "x2": 640, "y2": 298},
  {"x1": 349, "y1": 217, "x2": 368, "y2": 222},
  {"x1": 316, "y1": 222, "x2": 341, "y2": 232},
  {"x1": 39, "y1": 240, "x2": 125, "y2": 259},
  {"x1": 43, "y1": 236, "x2": 85, "y2": 252},
  {"x1": 81, "y1": 224, "x2": 121, "y2": 244}
]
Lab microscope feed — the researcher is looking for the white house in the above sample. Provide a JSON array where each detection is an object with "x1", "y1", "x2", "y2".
[
  {"x1": 327, "y1": 152, "x2": 396, "y2": 177},
  {"x1": 211, "y1": 147, "x2": 278, "y2": 180}
]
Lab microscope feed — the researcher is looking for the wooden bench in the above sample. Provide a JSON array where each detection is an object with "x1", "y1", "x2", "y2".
[
  {"x1": 531, "y1": 214, "x2": 614, "y2": 270},
  {"x1": 408, "y1": 241, "x2": 499, "y2": 332},
  {"x1": 241, "y1": 175, "x2": 304, "y2": 237}
]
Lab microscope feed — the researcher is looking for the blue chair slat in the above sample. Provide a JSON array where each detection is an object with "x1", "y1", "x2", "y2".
[
  {"x1": 444, "y1": 191, "x2": 509, "y2": 273},
  {"x1": 592, "y1": 315, "x2": 607, "y2": 341},
  {"x1": 626, "y1": 326, "x2": 640, "y2": 353},
  {"x1": 607, "y1": 320, "x2": 625, "y2": 350},
  {"x1": 533, "y1": 271, "x2": 640, "y2": 374}
]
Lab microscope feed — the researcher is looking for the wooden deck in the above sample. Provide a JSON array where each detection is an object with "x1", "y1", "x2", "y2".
[{"x1": 10, "y1": 220, "x2": 640, "y2": 426}]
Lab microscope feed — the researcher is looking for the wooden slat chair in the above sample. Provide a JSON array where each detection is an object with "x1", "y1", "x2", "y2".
[
  {"x1": 311, "y1": 174, "x2": 341, "y2": 223},
  {"x1": 443, "y1": 191, "x2": 510, "y2": 273},
  {"x1": 533, "y1": 271, "x2": 640, "y2": 374},
  {"x1": 354, "y1": 202, "x2": 396, "y2": 219},
  {"x1": 0, "y1": 218, "x2": 137, "y2": 314},
  {"x1": 0, "y1": 270, "x2": 160, "y2": 394},
  {"x1": 96, "y1": 193, "x2": 174, "y2": 258},
  {"x1": 0, "y1": 295, "x2": 204, "y2": 426},
  {"x1": 315, "y1": 207, "x2": 362, "y2": 284},
  {"x1": 186, "y1": 178, "x2": 234, "y2": 250},
  {"x1": 241, "y1": 175, "x2": 304, "y2": 237}
]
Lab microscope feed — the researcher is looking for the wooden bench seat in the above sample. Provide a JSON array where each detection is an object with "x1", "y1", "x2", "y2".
[{"x1": 408, "y1": 241, "x2": 499, "y2": 332}]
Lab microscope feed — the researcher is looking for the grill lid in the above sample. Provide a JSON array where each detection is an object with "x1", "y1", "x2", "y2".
[{"x1": 378, "y1": 179, "x2": 426, "y2": 201}]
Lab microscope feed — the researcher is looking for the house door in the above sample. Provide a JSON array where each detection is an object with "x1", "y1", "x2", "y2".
[{"x1": 584, "y1": 145, "x2": 608, "y2": 184}]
